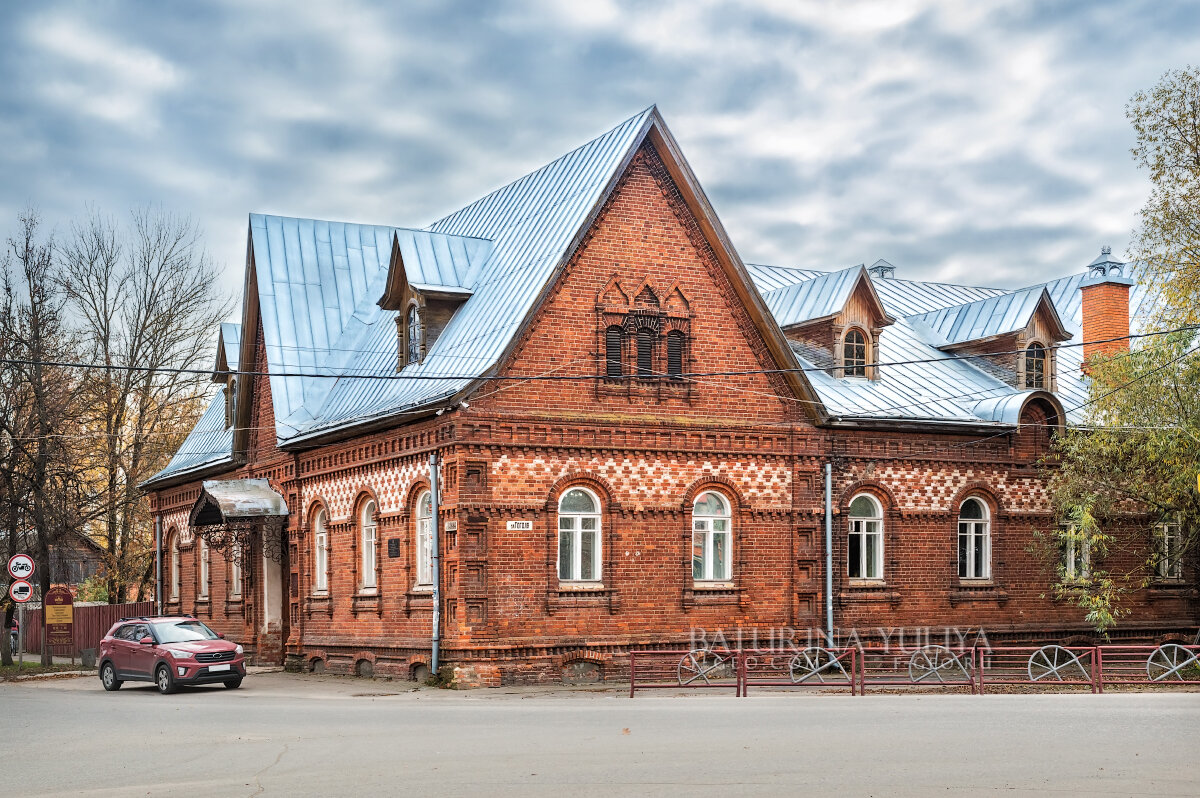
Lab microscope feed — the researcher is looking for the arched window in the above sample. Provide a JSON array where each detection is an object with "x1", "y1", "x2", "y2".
[
  {"x1": 312, "y1": 508, "x2": 328, "y2": 594},
  {"x1": 360, "y1": 500, "x2": 378, "y2": 591},
  {"x1": 1024, "y1": 343, "x2": 1046, "y2": 389},
  {"x1": 667, "y1": 330, "x2": 684, "y2": 379},
  {"x1": 558, "y1": 487, "x2": 601, "y2": 582},
  {"x1": 637, "y1": 328, "x2": 654, "y2": 377},
  {"x1": 692, "y1": 491, "x2": 731, "y2": 581},
  {"x1": 406, "y1": 305, "x2": 422, "y2": 365},
  {"x1": 848, "y1": 494, "x2": 883, "y2": 579},
  {"x1": 416, "y1": 490, "x2": 433, "y2": 587},
  {"x1": 844, "y1": 329, "x2": 867, "y2": 377},
  {"x1": 169, "y1": 530, "x2": 180, "y2": 601},
  {"x1": 198, "y1": 537, "x2": 210, "y2": 599},
  {"x1": 605, "y1": 325, "x2": 624, "y2": 378},
  {"x1": 229, "y1": 543, "x2": 242, "y2": 599},
  {"x1": 958, "y1": 498, "x2": 991, "y2": 579}
]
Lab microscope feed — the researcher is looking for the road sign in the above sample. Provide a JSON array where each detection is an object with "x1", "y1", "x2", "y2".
[
  {"x1": 9, "y1": 579, "x2": 33, "y2": 603},
  {"x1": 8, "y1": 553, "x2": 34, "y2": 580}
]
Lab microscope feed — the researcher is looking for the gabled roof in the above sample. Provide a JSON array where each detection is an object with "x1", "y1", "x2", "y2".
[
  {"x1": 910, "y1": 286, "x2": 1070, "y2": 350},
  {"x1": 376, "y1": 229, "x2": 494, "y2": 308},
  {"x1": 761, "y1": 264, "x2": 894, "y2": 329},
  {"x1": 213, "y1": 322, "x2": 240, "y2": 379},
  {"x1": 141, "y1": 385, "x2": 234, "y2": 486}
]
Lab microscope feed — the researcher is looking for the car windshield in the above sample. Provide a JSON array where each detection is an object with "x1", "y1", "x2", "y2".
[{"x1": 154, "y1": 620, "x2": 219, "y2": 644}]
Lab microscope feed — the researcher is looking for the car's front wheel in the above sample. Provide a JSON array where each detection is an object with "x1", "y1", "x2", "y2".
[
  {"x1": 155, "y1": 664, "x2": 176, "y2": 694},
  {"x1": 224, "y1": 678, "x2": 242, "y2": 690},
  {"x1": 100, "y1": 662, "x2": 122, "y2": 691}
]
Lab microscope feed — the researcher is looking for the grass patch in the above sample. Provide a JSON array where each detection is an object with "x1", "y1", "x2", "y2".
[{"x1": 0, "y1": 662, "x2": 84, "y2": 679}]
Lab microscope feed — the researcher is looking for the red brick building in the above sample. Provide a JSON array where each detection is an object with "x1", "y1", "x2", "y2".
[{"x1": 144, "y1": 108, "x2": 1194, "y2": 683}]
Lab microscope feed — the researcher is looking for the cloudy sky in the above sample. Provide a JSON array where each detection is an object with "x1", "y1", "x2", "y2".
[{"x1": 1, "y1": 0, "x2": 1196, "y2": 305}]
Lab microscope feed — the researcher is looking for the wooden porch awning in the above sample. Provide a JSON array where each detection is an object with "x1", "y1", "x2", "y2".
[{"x1": 189, "y1": 479, "x2": 288, "y2": 527}]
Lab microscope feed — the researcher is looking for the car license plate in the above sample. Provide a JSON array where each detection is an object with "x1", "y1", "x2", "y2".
[{"x1": 209, "y1": 663, "x2": 230, "y2": 672}]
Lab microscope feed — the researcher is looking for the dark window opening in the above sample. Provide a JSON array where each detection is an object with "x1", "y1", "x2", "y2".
[
  {"x1": 1025, "y1": 343, "x2": 1046, "y2": 388},
  {"x1": 844, "y1": 329, "x2": 867, "y2": 377},
  {"x1": 637, "y1": 328, "x2": 654, "y2": 377},
  {"x1": 605, "y1": 326, "x2": 623, "y2": 378},
  {"x1": 666, "y1": 331, "x2": 684, "y2": 379}
]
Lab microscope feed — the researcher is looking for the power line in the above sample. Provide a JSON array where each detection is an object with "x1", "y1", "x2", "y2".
[{"x1": 2, "y1": 324, "x2": 1197, "y2": 383}]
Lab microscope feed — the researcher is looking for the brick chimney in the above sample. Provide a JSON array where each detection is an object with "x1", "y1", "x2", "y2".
[{"x1": 1079, "y1": 246, "x2": 1134, "y2": 370}]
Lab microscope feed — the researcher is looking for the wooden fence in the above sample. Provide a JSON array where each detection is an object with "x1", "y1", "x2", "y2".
[{"x1": 20, "y1": 601, "x2": 155, "y2": 657}]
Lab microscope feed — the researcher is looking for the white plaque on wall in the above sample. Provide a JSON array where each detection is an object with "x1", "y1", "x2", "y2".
[{"x1": 506, "y1": 520, "x2": 533, "y2": 531}]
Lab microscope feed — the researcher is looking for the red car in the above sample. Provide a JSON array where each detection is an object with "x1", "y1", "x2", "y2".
[{"x1": 98, "y1": 616, "x2": 245, "y2": 694}]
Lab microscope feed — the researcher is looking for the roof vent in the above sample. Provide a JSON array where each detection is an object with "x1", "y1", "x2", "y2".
[
  {"x1": 867, "y1": 259, "x2": 895, "y2": 279},
  {"x1": 1085, "y1": 246, "x2": 1125, "y2": 280}
]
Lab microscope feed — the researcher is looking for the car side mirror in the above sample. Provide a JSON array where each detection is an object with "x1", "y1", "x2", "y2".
[
  {"x1": 217, "y1": 632, "x2": 225, "y2": 639},
  {"x1": 139, "y1": 636, "x2": 154, "y2": 646}
]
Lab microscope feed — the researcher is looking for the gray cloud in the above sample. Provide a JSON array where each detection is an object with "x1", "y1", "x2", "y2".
[{"x1": 1, "y1": 0, "x2": 1197, "y2": 309}]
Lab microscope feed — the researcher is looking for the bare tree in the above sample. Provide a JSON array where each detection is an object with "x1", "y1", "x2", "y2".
[
  {"x1": 60, "y1": 207, "x2": 230, "y2": 603},
  {"x1": 1, "y1": 209, "x2": 85, "y2": 665}
]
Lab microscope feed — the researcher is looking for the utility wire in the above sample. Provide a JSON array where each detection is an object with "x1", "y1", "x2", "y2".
[{"x1": 2, "y1": 325, "x2": 1197, "y2": 383}]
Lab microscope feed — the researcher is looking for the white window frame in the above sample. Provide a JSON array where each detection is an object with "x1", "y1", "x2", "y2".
[
  {"x1": 198, "y1": 537, "x2": 210, "y2": 599},
  {"x1": 406, "y1": 304, "x2": 422, "y2": 365},
  {"x1": 1062, "y1": 531, "x2": 1090, "y2": 582},
  {"x1": 360, "y1": 500, "x2": 378, "y2": 592},
  {"x1": 692, "y1": 491, "x2": 732, "y2": 582},
  {"x1": 1156, "y1": 521, "x2": 1183, "y2": 581},
  {"x1": 313, "y1": 508, "x2": 328, "y2": 594},
  {"x1": 416, "y1": 490, "x2": 433, "y2": 588},
  {"x1": 169, "y1": 532, "x2": 180, "y2": 601},
  {"x1": 229, "y1": 543, "x2": 243, "y2": 599},
  {"x1": 958, "y1": 498, "x2": 991, "y2": 580},
  {"x1": 557, "y1": 487, "x2": 602, "y2": 583},
  {"x1": 847, "y1": 494, "x2": 884, "y2": 580}
]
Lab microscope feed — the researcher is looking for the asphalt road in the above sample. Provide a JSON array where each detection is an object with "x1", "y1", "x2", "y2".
[{"x1": 2, "y1": 672, "x2": 1198, "y2": 797}]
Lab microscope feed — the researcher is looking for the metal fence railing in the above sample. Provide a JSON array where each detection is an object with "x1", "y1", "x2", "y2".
[{"x1": 629, "y1": 641, "x2": 1200, "y2": 697}]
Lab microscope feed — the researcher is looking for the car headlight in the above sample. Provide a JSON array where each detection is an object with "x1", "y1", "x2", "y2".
[
  {"x1": 235, "y1": 644, "x2": 244, "y2": 655},
  {"x1": 168, "y1": 649, "x2": 191, "y2": 659}
]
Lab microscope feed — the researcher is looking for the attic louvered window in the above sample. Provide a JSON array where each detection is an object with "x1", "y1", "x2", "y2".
[
  {"x1": 637, "y1": 328, "x2": 655, "y2": 377},
  {"x1": 605, "y1": 326, "x2": 624, "y2": 378},
  {"x1": 667, "y1": 331, "x2": 684, "y2": 379},
  {"x1": 844, "y1": 329, "x2": 867, "y2": 377},
  {"x1": 406, "y1": 305, "x2": 422, "y2": 365},
  {"x1": 1024, "y1": 343, "x2": 1046, "y2": 389}
]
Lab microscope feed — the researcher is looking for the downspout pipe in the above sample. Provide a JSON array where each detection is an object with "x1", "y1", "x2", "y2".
[
  {"x1": 155, "y1": 515, "x2": 162, "y2": 616},
  {"x1": 429, "y1": 453, "x2": 441, "y2": 675},
  {"x1": 824, "y1": 463, "x2": 833, "y2": 644}
]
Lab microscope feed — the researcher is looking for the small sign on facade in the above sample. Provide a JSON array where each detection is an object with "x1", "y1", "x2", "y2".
[
  {"x1": 387, "y1": 538, "x2": 400, "y2": 558},
  {"x1": 8, "y1": 579, "x2": 33, "y2": 602},
  {"x1": 444, "y1": 520, "x2": 457, "y2": 532},
  {"x1": 506, "y1": 520, "x2": 533, "y2": 531}
]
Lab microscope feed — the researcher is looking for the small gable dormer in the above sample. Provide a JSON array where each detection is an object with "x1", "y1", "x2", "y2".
[
  {"x1": 763, "y1": 265, "x2": 894, "y2": 380},
  {"x1": 911, "y1": 287, "x2": 1071, "y2": 391},
  {"x1": 212, "y1": 322, "x2": 241, "y2": 429},
  {"x1": 377, "y1": 229, "x2": 493, "y2": 370}
]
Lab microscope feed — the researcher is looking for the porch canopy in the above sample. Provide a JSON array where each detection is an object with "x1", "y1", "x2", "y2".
[{"x1": 189, "y1": 479, "x2": 288, "y2": 527}]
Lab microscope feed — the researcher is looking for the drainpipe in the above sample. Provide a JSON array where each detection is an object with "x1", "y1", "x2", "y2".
[
  {"x1": 824, "y1": 463, "x2": 833, "y2": 644},
  {"x1": 155, "y1": 514, "x2": 162, "y2": 616},
  {"x1": 429, "y1": 453, "x2": 441, "y2": 675}
]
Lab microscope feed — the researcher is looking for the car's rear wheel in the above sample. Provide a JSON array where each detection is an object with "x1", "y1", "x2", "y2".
[
  {"x1": 224, "y1": 678, "x2": 242, "y2": 690},
  {"x1": 100, "y1": 662, "x2": 122, "y2": 691},
  {"x1": 155, "y1": 664, "x2": 176, "y2": 694}
]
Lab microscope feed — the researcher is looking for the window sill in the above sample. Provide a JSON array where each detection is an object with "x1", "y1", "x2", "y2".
[
  {"x1": 683, "y1": 584, "x2": 745, "y2": 609},
  {"x1": 557, "y1": 582, "x2": 607, "y2": 592},
  {"x1": 225, "y1": 598, "x2": 245, "y2": 615},
  {"x1": 352, "y1": 593, "x2": 382, "y2": 616},
  {"x1": 949, "y1": 584, "x2": 1008, "y2": 605},
  {"x1": 692, "y1": 581, "x2": 736, "y2": 591},
  {"x1": 838, "y1": 585, "x2": 900, "y2": 605},
  {"x1": 1147, "y1": 581, "x2": 1194, "y2": 601}
]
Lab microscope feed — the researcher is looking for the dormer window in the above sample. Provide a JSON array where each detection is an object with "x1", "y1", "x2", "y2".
[
  {"x1": 843, "y1": 328, "x2": 868, "y2": 377},
  {"x1": 406, "y1": 304, "x2": 423, "y2": 365},
  {"x1": 1024, "y1": 343, "x2": 1046, "y2": 389}
]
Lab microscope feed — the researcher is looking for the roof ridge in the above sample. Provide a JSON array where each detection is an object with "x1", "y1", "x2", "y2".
[{"x1": 425, "y1": 107, "x2": 655, "y2": 231}]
